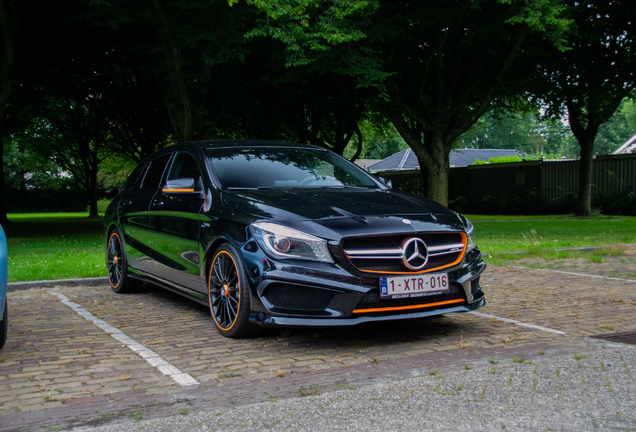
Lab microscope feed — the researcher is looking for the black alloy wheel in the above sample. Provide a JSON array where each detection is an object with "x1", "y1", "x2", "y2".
[
  {"x1": 208, "y1": 244, "x2": 258, "y2": 338},
  {"x1": 107, "y1": 229, "x2": 141, "y2": 293}
]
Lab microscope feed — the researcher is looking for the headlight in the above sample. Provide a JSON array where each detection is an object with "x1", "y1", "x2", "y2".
[
  {"x1": 465, "y1": 218, "x2": 476, "y2": 253},
  {"x1": 250, "y1": 222, "x2": 334, "y2": 263}
]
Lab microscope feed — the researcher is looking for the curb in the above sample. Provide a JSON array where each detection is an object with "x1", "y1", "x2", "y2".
[{"x1": 7, "y1": 277, "x2": 109, "y2": 292}]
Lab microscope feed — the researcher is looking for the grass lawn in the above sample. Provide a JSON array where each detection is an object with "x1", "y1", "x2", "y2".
[
  {"x1": 467, "y1": 214, "x2": 636, "y2": 261},
  {"x1": 3, "y1": 212, "x2": 636, "y2": 282},
  {"x1": 5, "y1": 213, "x2": 105, "y2": 282}
]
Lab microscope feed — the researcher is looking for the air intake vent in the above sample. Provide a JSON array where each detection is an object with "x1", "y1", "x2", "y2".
[{"x1": 263, "y1": 284, "x2": 334, "y2": 311}]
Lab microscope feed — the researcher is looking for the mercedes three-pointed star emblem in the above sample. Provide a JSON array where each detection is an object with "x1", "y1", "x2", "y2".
[{"x1": 401, "y1": 237, "x2": 429, "y2": 270}]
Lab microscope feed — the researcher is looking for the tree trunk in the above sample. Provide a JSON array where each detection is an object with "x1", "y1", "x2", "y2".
[
  {"x1": 412, "y1": 135, "x2": 449, "y2": 206},
  {"x1": 349, "y1": 126, "x2": 363, "y2": 162},
  {"x1": 576, "y1": 134, "x2": 595, "y2": 216},
  {"x1": 88, "y1": 183, "x2": 99, "y2": 217},
  {"x1": 88, "y1": 160, "x2": 99, "y2": 218},
  {"x1": 567, "y1": 101, "x2": 601, "y2": 217},
  {"x1": 391, "y1": 119, "x2": 450, "y2": 206},
  {"x1": 153, "y1": 0, "x2": 193, "y2": 142}
]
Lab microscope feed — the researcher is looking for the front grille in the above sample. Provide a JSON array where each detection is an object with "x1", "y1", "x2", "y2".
[
  {"x1": 342, "y1": 232, "x2": 465, "y2": 273},
  {"x1": 354, "y1": 283, "x2": 465, "y2": 312},
  {"x1": 262, "y1": 283, "x2": 334, "y2": 311}
]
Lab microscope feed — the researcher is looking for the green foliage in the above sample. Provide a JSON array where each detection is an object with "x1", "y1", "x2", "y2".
[
  {"x1": 3, "y1": 125, "x2": 76, "y2": 191},
  {"x1": 480, "y1": 188, "x2": 551, "y2": 214},
  {"x1": 502, "y1": 0, "x2": 573, "y2": 50},
  {"x1": 98, "y1": 153, "x2": 137, "y2": 193},
  {"x1": 97, "y1": 199, "x2": 112, "y2": 215},
  {"x1": 595, "y1": 99, "x2": 636, "y2": 155},
  {"x1": 232, "y1": 0, "x2": 379, "y2": 67},
  {"x1": 473, "y1": 156, "x2": 524, "y2": 165},
  {"x1": 593, "y1": 190, "x2": 636, "y2": 216},
  {"x1": 459, "y1": 108, "x2": 579, "y2": 158},
  {"x1": 343, "y1": 118, "x2": 408, "y2": 160}
]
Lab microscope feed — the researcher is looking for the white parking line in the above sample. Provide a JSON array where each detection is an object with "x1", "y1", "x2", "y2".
[
  {"x1": 511, "y1": 266, "x2": 636, "y2": 283},
  {"x1": 52, "y1": 292, "x2": 201, "y2": 390},
  {"x1": 468, "y1": 311, "x2": 566, "y2": 335}
]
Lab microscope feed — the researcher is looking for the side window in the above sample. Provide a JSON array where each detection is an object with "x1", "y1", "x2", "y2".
[
  {"x1": 166, "y1": 153, "x2": 202, "y2": 189},
  {"x1": 123, "y1": 165, "x2": 147, "y2": 191},
  {"x1": 142, "y1": 153, "x2": 172, "y2": 189}
]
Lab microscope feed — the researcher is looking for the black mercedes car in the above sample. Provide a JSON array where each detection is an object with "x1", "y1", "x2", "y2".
[{"x1": 104, "y1": 140, "x2": 486, "y2": 338}]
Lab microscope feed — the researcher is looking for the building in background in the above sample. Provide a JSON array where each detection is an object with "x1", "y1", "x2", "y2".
[{"x1": 614, "y1": 133, "x2": 636, "y2": 154}]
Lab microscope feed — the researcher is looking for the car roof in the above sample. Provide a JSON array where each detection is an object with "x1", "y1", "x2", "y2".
[
  {"x1": 183, "y1": 139, "x2": 324, "y2": 150},
  {"x1": 136, "y1": 140, "x2": 328, "y2": 169}
]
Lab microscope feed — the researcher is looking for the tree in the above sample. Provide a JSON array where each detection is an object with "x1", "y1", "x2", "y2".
[
  {"x1": 0, "y1": 0, "x2": 70, "y2": 222},
  {"x1": 97, "y1": 68, "x2": 176, "y2": 162},
  {"x1": 29, "y1": 97, "x2": 111, "y2": 217},
  {"x1": 458, "y1": 109, "x2": 579, "y2": 158},
  {"x1": 378, "y1": 0, "x2": 572, "y2": 205},
  {"x1": 594, "y1": 98, "x2": 636, "y2": 155},
  {"x1": 90, "y1": 0, "x2": 259, "y2": 142},
  {"x1": 237, "y1": 0, "x2": 571, "y2": 205},
  {"x1": 535, "y1": 0, "x2": 636, "y2": 216}
]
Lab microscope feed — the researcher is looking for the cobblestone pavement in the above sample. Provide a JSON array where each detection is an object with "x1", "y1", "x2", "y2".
[
  {"x1": 1, "y1": 261, "x2": 635, "y2": 431},
  {"x1": 72, "y1": 341, "x2": 636, "y2": 432}
]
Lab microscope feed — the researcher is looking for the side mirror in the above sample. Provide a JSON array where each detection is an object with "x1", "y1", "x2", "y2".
[{"x1": 163, "y1": 177, "x2": 196, "y2": 192}]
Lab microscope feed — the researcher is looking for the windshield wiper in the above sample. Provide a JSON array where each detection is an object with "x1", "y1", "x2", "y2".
[{"x1": 226, "y1": 186, "x2": 269, "y2": 191}]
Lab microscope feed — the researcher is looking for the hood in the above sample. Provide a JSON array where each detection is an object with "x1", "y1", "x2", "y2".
[{"x1": 220, "y1": 188, "x2": 466, "y2": 241}]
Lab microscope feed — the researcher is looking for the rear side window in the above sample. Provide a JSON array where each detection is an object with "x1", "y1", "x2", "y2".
[{"x1": 142, "y1": 154, "x2": 172, "y2": 189}]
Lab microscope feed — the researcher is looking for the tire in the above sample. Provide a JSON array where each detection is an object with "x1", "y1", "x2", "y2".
[
  {"x1": 107, "y1": 229, "x2": 142, "y2": 293},
  {"x1": 0, "y1": 300, "x2": 7, "y2": 351},
  {"x1": 208, "y1": 243, "x2": 259, "y2": 338}
]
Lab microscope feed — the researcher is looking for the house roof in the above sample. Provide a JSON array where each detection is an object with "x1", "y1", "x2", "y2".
[
  {"x1": 353, "y1": 159, "x2": 383, "y2": 170},
  {"x1": 614, "y1": 133, "x2": 636, "y2": 154},
  {"x1": 369, "y1": 148, "x2": 527, "y2": 172}
]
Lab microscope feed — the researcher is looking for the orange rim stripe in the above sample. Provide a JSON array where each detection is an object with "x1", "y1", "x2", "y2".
[
  {"x1": 162, "y1": 188, "x2": 195, "y2": 192},
  {"x1": 351, "y1": 232, "x2": 468, "y2": 275},
  {"x1": 107, "y1": 232, "x2": 120, "y2": 289},
  {"x1": 352, "y1": 298, "x2": 465, "y2": 314},
  {"x1": 208, "y1": 250, "x2": 240, "y2": 332}
]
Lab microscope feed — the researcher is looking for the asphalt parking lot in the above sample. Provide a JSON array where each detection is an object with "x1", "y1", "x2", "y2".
[{"x1": 1, "y1": 255, "x2": 636, "y2": 431}]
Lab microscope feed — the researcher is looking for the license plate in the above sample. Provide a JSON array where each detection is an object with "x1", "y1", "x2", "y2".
[{"x1": 380, "y1": 273, "x2": 449, "y2": 299}]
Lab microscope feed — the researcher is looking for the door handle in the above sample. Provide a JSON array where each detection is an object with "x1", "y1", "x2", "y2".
[
  {"x1": 121, "y1": 199, "x2": 132, "y2": 206},
  {"x1": 152, "y1": 199, "x2": 164, "y2": 207}
]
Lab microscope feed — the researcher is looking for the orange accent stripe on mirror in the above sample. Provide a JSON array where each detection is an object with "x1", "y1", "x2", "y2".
[
  {"x1": 162, "y1": 188, "x2": 195, "y2": 192},
  {"x1": 352, "y1": 298, "x2": 465, "y2": 314}
]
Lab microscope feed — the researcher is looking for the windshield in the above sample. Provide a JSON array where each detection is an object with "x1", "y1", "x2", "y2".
[{"x1": 206, "y1": 146, "x2": 379, "y2": 190}]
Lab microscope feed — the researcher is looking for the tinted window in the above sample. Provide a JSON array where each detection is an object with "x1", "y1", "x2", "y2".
[
  {"x1": 206, "y1": 147, "x2": 378, "y2": 190},
  {"x1": 142, "y1": 153, "x2": 172, "y2": 189},
  {"x1": 123, "y1": 165, "x2": 148, "y2": 191},
  {"x1": 167, "y1": 153, "x2": 200, "y2": 183}
]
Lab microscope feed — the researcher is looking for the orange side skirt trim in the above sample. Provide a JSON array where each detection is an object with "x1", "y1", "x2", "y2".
[
  {"x1": 162, "y1": 188, "x2": 195, "y2": 192},
  {"x1": 352, "y1": 298, "x2": 465, "y2": 314}
]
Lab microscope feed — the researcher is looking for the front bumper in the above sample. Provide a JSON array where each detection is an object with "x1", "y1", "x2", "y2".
[
  {"x1": 241, "y1": 242, "x2": 487, "y2": 327},
  {"x1": 253, "y1": 299, "x2": 486, "y2": 327}
]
